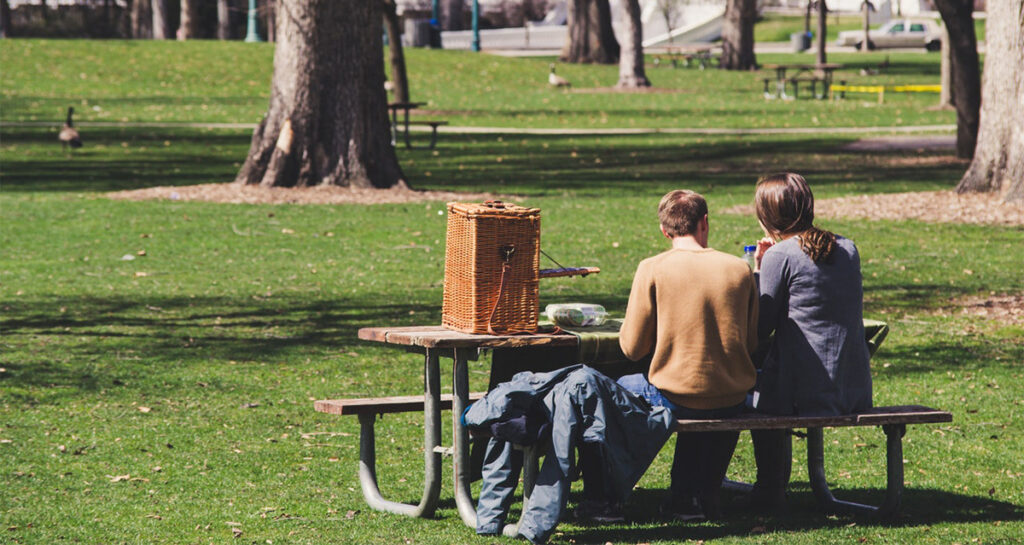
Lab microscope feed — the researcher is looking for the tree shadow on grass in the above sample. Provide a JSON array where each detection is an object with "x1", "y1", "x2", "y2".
[
  {"x1": 0, "y1": 128, "x2": 962, "y2": 197},
  {"x1": 0, "y1": 294, "x2": 441, "y2": 399}
]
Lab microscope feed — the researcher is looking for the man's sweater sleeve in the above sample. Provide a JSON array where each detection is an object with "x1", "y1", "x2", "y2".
[{"x1": 619, "y1": 261, "x2": 656, "y2": 361}]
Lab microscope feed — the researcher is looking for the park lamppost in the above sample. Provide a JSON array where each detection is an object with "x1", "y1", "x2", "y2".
[{"x1": 244, "y1": 0, "x2": 262, "y2": 42}]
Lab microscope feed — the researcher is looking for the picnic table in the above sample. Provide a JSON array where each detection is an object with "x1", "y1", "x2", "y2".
[
  {"x1": 387, "y1": 102, "x2": 448, "y2": 149},
  {"x1": 762, "y1": 63, "x2": 843, "y2": 100},
  {"x1": 650, "y1": 44, "x2": 720, "y2": 70},
  {"x1": 316, "y1": 320, "x2": 951, "y2": 532}
]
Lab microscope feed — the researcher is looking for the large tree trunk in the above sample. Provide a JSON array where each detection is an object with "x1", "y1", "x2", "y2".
[
  {"x1": 560, "y1": 0, "x2": 619, "y2": 64},
  {"x1": 815, "y1": 0, "x2": 827, "y2": 65},
  {"x1": 720, "y1": 0, "x2": 757, "y2": 70},
  {"x1": 217, "y1": 0, "x2": 230, "y2": 39},
  {"x1": 179, "y1": 0, "x2": 197, "y2": 39},
  {"x1": 440, "y1": 0, "x2": 462, "y2": 31},
  {"x1": 934, "y1": 0, "x2": 980, "y2": 159},
  {"x1": 235, "y1": 0, "x2": 405, "y2": 189},
  {"x1": 616, "y1": 0, "x2": 649, "y2": 87},
  {"x1": 955, "y1": 0, "x2": 1024, "y2": 201},
  {"x1": 152, "y1": 0, "x2": 170, "y2": 39},
  {"x1": 382, "y1": 0, "x2": 410, "y2": 103},
  {"x1": 131, "y1": 0, "x2": 152, "y2": 38}
]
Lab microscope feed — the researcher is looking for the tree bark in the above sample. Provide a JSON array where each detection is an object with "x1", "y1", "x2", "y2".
[
  {"x1": 860, "y1": 1, "x2": 873, "y2": 52},
  {"x1": 382, "y1": 0, "x2": 410, "y2": 103},
  {"x1": 235, "y1": 0, "x2": 405, "y2": 189},
  {"x1": 561, "y1": 0, "x2": 619, "y2": 64},
  {"x1": 152, "y1": 0, "x2": 170, "y2": 39},
  {"x1": 179, "y1": 0, "x2": 196, "y2": 40},
  {"x1": 816, "y1": 0, "x2": 827, "y2": 65},
  {"x1": 939, "y1": 22, "x2": 953, "y2": 106},
  {"x1": 720, "y1": 0, "x2": 757, "y2": 70},
  {"x1": 132, "y1": 0, "x2": 152, "y2": 38},
  {"x1": 265, "y1": 0, "x2": 277, "y2": 42},
  {"x1": 934, "y1": 0, "x2": 980, "y2": 159},
  {"x1": 955, "y1": 0, "x2": 1024, "y2": 201},
  {"x1": 440, "y1": 0, "x2": 463, "y2": 31},
  {"x1": 0, "y1": 0, "x2": 12, "y2": 38},
  {"x1": 217, "y1": 0, "x2": 230, "y2": 39},
  {"x1": 616, "y1": 0, "x2": 649, "y2": 87}
]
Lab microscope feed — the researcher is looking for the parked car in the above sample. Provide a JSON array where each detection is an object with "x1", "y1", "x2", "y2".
[{"x1": 836, "y1": 19, "x2": 943, "y2": 51}]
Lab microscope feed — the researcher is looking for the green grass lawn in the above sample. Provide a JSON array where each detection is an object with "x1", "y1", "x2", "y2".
[
  {"x1": 1, "y1": 40, "x2": 1022, "y2": 545},
  {"x1": 1, "y1": 40, "x2": 957, "y2": 130},
  {"x1": 753, "y1": 12, "x2": 986, "y2": 44}
]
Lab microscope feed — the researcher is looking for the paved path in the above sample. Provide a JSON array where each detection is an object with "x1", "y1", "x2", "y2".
[{"x1": 2, "y1": 120, "x2": 954, "y2": 136}]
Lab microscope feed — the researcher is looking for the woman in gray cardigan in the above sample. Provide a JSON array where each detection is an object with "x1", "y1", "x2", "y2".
[{"x1": 748, "y1": 172, "x2": 873, "y2": 511}]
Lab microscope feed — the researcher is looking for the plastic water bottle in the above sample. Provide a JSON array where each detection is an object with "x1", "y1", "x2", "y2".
[{"x1": 742, "y1": 245, "x2": 756, "y2": 269}]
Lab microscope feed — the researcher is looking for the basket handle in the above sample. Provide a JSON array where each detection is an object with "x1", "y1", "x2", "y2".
[{"x1": 486, "y1": 244, "x2": 534, "y2": 336}]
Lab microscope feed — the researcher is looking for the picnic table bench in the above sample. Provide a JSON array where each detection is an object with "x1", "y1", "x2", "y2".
[
  {"x1": 650, "y1": 46, "x2": 720, "y2": 70},
  {"x1": 762, "y1": 63, "x2": 843, "y2": 100},
  {"x1": 388, "y1": 102, "x2": 447, "y2": 149},
  {"x1": 314, "y1": 324, "x2": 952, "y2": 529}
]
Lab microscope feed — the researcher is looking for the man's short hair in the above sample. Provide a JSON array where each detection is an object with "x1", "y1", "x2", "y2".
[{"x1": 658, "y1": 190, "x2": 708, "y2": 238}]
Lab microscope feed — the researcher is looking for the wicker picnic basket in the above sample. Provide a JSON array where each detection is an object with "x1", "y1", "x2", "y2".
[
  {"x1": 441, "y1": 200, "x2": 600, "y2": 335},
  {"x1": 442, "y1": 201, "x2": 542, "y2": 335}
]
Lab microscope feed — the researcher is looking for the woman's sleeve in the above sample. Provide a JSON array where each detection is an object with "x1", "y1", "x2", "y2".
[
  {"x1": 619, "y1": 262, "x2": 657, "y2": 362},
  {"x1": 757, "y1": 249, "x2": 789, "y2": 347}
]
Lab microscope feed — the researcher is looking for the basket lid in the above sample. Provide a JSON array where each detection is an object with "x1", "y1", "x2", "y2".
[{"x1": 448, "y1": 200, "x2": 540, "y2": 218}]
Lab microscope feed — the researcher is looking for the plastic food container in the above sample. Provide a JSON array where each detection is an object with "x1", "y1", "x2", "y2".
[{"x1": 544, "y1": 303, "x2": 608, "y2": 327}]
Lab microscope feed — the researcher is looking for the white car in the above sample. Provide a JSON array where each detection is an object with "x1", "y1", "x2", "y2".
[{"x1": 836, "y1": 19, "x2": 943, "y2": 51}]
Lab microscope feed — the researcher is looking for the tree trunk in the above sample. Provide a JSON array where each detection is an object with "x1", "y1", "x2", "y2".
[
  {"x1": 934, "y1": 0, "x2": 980, "y2": 159},
  {"x1": 235, "y1": 0, "x2": 405, "y2": 189},
  {"x1": 720, "y1": 0, "x2": 757, "y2": 70},
  {"x1": 816, "y1": 0, "x2": 827, "y2": 65},
  {"x1": 132, "y1": 0, "x2": 152, "y2": 38},
  {"x1": 955, "y1": 0, "x2": 1024, "y2": 201},
  {"x1": 440, "y1": 0, "x2": 463, "y2": 31},
  {"x1": 265, "y1": 0, "x2": 277, "y2": 42},
  {"x1": 383, "y1": 0, "x2": 410, "y2": 103},
  {"x1": 0, "y1": 0, "x2": 12, "y2": 38},
  {"x1": 939, "y1": 22, "x2": 953, "y2": 106},
  {"x1": 616, "y1": 0, "x2": 649, "y2": 87},
  {"x1": 560, "y1": 0, "x2": 619, "y2": 64},
  {"x1": 861, "y1": 1, "x2": 872, "y2": 52},
  {"x1": 179, "y1": 0, "x2": 196, "y2": 39},
  {"x1": 152, "y1": 0, "x2": 170, "y2": 39},
  {"x1": 217, "y1": 0, "x2": 230, "y2": 39}
]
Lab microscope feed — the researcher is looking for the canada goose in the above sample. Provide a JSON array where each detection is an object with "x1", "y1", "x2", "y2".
[
  {"x1": 58, "y1": 107, "x2": 82, "y2": 153},
  {"x1": 548, "y1": 64, "x2": 570, "y2": 87}
]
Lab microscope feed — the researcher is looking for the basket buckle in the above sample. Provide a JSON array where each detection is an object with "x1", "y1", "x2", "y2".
[{"x1": 499, "y1": 244, "x2": 515, "y2": 262}]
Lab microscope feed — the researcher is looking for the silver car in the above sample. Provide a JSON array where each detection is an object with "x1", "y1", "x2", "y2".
[{"x1": 836, "y1": 19, "x2": 943, "y2": 51}]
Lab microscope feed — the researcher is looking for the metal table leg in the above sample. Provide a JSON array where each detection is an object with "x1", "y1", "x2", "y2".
[
  {"x1": 356, "y1": 351, "x2": 442, "y2": 517},
  {"x1": 807, "y1": 425, "x2": 906, "y2": 517},
  {"x1": 452, "y1": 348, "x2": 479, "y2": 527}
]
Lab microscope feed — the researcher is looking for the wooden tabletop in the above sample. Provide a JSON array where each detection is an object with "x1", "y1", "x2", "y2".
[{"x1": 358, "y1": 325, "x2": 580, "y2": 349}]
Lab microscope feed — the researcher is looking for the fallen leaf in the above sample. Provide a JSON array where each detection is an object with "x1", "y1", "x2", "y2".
[
  {"x1": 145, "y1": 514, "x2": 162, "y2": 520},
  {"x1": 345, "y1": 510, "x2": 358, "y2": 520},
  {"x1": 108, "y1": 474, "x2": 131, "y2": 482},
  {"x1": 242, "y1": 403, "x2": 260, "y2": 409},
  {"x1": 232, "y1": 528, "x2": 243, "y2": 538},
  {"x1": 751, "y1": 525, "x2": 767, "y2": 534},
  {"x1": 138, "y1": 406, "x2": 151, "y2": 413},
  {"x1": 989, "y1": 487, "x2": 996, "y2": 496},
  {"x1": 281, "y1": 228, "x2": 295, "y2": 234},
  {"x1": 134, "y1": 271, "x2": 149, "y2": 278},
  {"x1": 137, "y1": 250, "x2": 147, "y2": 256}
]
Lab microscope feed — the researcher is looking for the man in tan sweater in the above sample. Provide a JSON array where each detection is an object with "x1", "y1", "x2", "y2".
[{"x1": 617, "y1": 189, "x2": 758, "y2": 521}]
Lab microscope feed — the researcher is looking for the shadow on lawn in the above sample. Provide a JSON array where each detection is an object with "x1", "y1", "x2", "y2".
[
  {"x1": 0, "y1": 128, "x2": 961, "y2": 196},
  {"x1": 562, "y1": 487, "x2": 1022, "y2": 542},
  {"x1": 0, "y1": 294, "x2": 440, "y2": 397}
]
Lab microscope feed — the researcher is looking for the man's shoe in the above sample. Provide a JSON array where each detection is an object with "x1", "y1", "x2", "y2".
[
  {"x1": 659, "y1": 496, "x2": 706, "y2": 522},
  {"x1": 573, "y1": 500, "x2": 625, "y2": 523}
]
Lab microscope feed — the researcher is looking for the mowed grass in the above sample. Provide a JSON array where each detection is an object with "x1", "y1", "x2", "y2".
[
  {"x1": 1, "y1": 40, "x2": 1022, "y2": 544},
  {"x1": 1, "y1": 39, "x2": 957, "y2": 129}
]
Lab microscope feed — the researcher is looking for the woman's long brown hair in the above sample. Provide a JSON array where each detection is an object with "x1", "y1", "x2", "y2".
[{"x1": 755, "y1": 172, "x2": 836, "y2": 263}]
